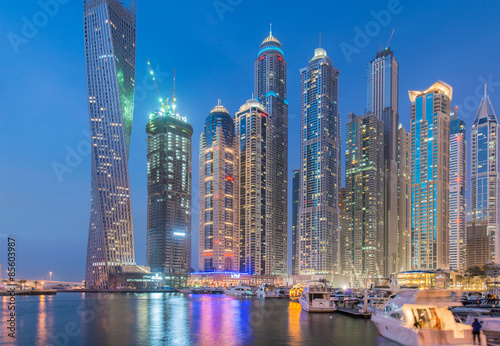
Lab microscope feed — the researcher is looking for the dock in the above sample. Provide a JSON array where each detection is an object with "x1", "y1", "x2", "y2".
[
  {"x1": 0, "y1": 290, "x2": 57, "y2": 296},
  {"x1": 336, "y1": 307, "x2": 372, "y2": 319}
]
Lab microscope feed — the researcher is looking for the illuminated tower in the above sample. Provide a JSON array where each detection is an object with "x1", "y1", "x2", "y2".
[
  {"x1": 471, "y1": 85, "x2": 500, "y2": 264},
  {"x1": 199, "y1": 102, "x2": 239, "y2": 272},
  {"x1": 299, "y1": 48, "x2": 341, "y2": 275},
  {"x1": 409, "y1": 81, "x2": 452, "y2": 270},
  {"x1": 344, "y1": 112, "x2": 385, "y2": 282},
  {"x1": 367, "y1": 48, "x2": 399, "y2": 276},
  {"x1": 291, "y1": 169, "x2": 300, "y2": 276},
  {"x1": 397, "y1": 124, "x2": 412, "y2": 272},
  {"x1": 449, "y1": 108, "x2": 467, "y2": 272},
  {"x1": 146, "y1": 103, "x2": 192, "y2": 275},
  {"x1": 84, "y1": 0, "x2": 137, "y2": 289},
  {"x1": 235, "y1": 100, "x2": 272, "y2": 275},
  {"x1": 254, "y1": 28, "x2": 288, "y2": 274}
]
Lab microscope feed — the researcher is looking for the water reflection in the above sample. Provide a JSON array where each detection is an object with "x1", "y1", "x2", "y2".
[{"x1": 4, "y1": 293, "x2": 390, "y2": 345}]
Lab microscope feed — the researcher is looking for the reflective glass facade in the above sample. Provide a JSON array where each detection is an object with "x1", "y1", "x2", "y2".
[{"x1": 84, "y1": 0, "x2": 137, "y2": 289}]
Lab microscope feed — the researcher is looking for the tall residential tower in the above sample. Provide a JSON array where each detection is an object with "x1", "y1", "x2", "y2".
[
  {"x1": 344, "y1": 112, "x2": 385, "y2": 282},
  {"x1": 84, "y1": 0, "x2": 137, "y2": 289},
  {"x1": 471, "y1": 85, "x2": 500, "y2": 264},
  {"x1": 449, "y1": 108, "x2": 467, "y2": 272},
  {"x1": 199, "y1": 103, "x2": 239, "y2": 272},
  {"x1": 146, "y1": 105, "x2": 193, "y2": 275},
  {"x1": 367, "y1": 48, "x2": 399, "y2": 276},
  {"x1": 254, "y1": 30, "x2": 288, "y2": 274},
  {"x1": 409, "y1": 81, "x2": 452, "y2": 270},
  {"x1": 235, "y1": 99, "x2": 272, "y2": 275},
  {"x1": 299, "y1": 48, "x2": 341, "y2": 275}
]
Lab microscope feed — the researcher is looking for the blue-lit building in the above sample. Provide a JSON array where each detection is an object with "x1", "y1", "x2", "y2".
[
  {"x1": 84, "y1": 0, "x2": 137, "y2": 289},
  {"x1": 199, "y1": 102, "x2": 239, "y2": 272},
  {"x1": 471, "y1": 85, "x2": 500, "y2": 264},
  {"x1": 409, "y1": 81, "x2": 452, "y2": 271},
  {"x1": 254, "y1": 30, "x2": 288, "y2": 275},
  {"x1": 367, "y1": 48, "x2": 399, "y2": 276},
  {"x1": 146, "y1": 105, "x2": 193, "y2": 275},
  {"x1": 449, "y1": 108, "x2": 467, "y2": 272},
  {"x1": 299, "y1": 48, "x2": 341, "y2": 275}
]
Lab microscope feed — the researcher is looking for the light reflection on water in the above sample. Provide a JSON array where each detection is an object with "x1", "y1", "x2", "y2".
[{"x1": 0, "y1": 293, "x2": 395, "y2": 345}]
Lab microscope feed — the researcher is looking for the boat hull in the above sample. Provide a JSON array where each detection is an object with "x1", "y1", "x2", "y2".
[{"x1": 299, "y1": 297, "x2": 336, "y2": 313}]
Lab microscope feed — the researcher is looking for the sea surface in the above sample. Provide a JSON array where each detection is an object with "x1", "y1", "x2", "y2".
[{"x1": 1, "y1": 293, "x2": 400, "y2": 345}]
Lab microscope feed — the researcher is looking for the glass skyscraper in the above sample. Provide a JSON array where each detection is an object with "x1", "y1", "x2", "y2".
[
  {"x1": 471, "y1": 85, "x2": 500, "y2": 264},
  {"x1": 409, "y1": 81, "x2": 452, "y2": 270},
  {"x1": 254, "y1": 31, "x2": 288, "y2": 275},
  {"x1": 344, "y1": 112, "x2": 385, "y2": 282},
  {"x1": 146, "y1": 106, "x2": 192, "y2": 276},
  {"x1": 84, "y1": 0, "x2": 137, "y2": 289},
  {"x1": 199, "y1": 103, "x2": 239, "y2": 272},
  {"x1": 291, "y1": 169, "x2": 300, "y2": 276},
  {"x1": 235, "y1": 100, "x2": 272, "y2": 275},
  {"x1": 299, "y1": 48, "x2": 341, "y2": 275},
  {"x1": 449, "y1": 108, "x2": 467, "y2": 272},
  {"x1": 397, "y1": 124, "x2": 412, "y2": 272},
  {"x1": 367, "y1": 48, "x2": 399, "y2": 276}
]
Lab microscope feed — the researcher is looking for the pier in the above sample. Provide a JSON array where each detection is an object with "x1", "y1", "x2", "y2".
[{"x1": 336, "y1": 307, "x2": 372, "y2": 319}]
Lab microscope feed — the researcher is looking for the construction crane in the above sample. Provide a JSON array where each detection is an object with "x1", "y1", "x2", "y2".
[{"x1": 386, "y1": 28, "x2": 395, "y2": 49}]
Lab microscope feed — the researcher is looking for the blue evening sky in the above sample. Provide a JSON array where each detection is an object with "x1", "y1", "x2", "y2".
[{"x1": 0, "y1": 0, "x2": 498, "y2": 281}]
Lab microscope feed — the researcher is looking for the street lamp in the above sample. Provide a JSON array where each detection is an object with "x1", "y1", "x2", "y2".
[
  {"x1": 49, "y1": 272, "x2": 52, "y2": 281},
  {"x1": 41, "y1": 282, "x2": 44, "y2": 290}
]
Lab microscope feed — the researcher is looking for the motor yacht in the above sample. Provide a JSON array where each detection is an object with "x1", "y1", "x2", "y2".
[
  {"x1": 298, "y1": 284, "x2": 336, "y2": 312},
  {"x1": 371, "y1": 289, "x2": 486, "y2": 345},
  {"x1": 256, "y1": 283, "x2": 280, "y2": 299},
  {"x1": 224, "y1": 285, "x2": 252, "y2": 298}
]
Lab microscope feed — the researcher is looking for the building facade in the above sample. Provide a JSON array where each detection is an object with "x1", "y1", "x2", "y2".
[
  {"x1": 199, "y1": 103, "x2": 239, "y2": 272},
  {"x1": 409, "y1": 81, "x2": 452, "y2": 271},
  {"x1": 254, "y1": 31, "x2": 288, "y2": 274},
  {"x1": 471, "y1": 85, "x2": 500, "y2": 264},
  {"x1": 84, "y1": 0, "x2": 137, "y2": 289},
  {"x1": 146, "y1": 107, "x2": 193, "y2": 275},
  {"x1": 234, "y1": 100, "x2": 272, "y2": 275},
  {"x1": 367, "y1": 48, "x2": 399, "y2": 276},
  {"x1": 299, "y1": 48, "x2": 341, "y2": 275},
  {"x1": 449, "y1": 108, "x2": 467, "y2": 272},
  {"x1": 467, "y1": 221, "x2": 490, "y2": 269},
  {"x1": 344, "y1": 112, "x2": 385, "y2": 282},
  {"x1": 291, "y1": 169, "x2": 300, "y2": 276},
  {"x1": 397, "y1": 124, "x2": 412, "y2": 272}
]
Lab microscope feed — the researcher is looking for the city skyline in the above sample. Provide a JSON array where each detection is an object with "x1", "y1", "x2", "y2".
[{"x1": 2, "y1": 1, "x2": 500, "y2": 280}]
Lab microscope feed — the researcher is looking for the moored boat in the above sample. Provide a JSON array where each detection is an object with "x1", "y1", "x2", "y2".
[
  {"x1": 371, "y1": 289, "x2": 487, "y2": 345},
  {"x1": 298, "y1": 284, "x2": 336, "y2": 313}
]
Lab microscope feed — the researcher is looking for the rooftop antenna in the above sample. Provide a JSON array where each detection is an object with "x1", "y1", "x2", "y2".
[
  {"x1": 386, "y1": 28, "x2": 395, "y2": 49},
  {"x1": 172, "y1": 69, "x2": 176, "y2": 111},
  {"x1": 484, "y1": 83, "x2": 488, "y2": 99},
  {"x1": 218, "y1": 99, "x2": 221, "y2": 106},
  {"x1": 270, "y1": 23, "x2": 272, "y2": 36}
]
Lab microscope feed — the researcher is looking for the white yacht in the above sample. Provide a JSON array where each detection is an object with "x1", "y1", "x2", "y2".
[
  {"x1": 299, "y1": 284, "x2": 336, "y2": 312},
  {"x1": 224, "y1": 285, "x2": 252, "y2": 298},
  {"x1": 371, "y1": 289, "x2": 487, "y2": 345},
  {"x1": 256, "y1": 283, "x2": 280, "y2": 299}
]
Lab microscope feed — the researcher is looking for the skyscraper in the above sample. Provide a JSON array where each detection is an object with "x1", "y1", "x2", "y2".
[
  {"x1": 299, "y1": 47, "x2": 341, "y2": 275},
  {"x1": 199, "y1": 102, "x2": 239, "y2": 272},
  {"x1": 409, "y1": 81, "x2": 452, "y2": 270},
  {"x1": 234, "y1": 99, "x2": 272, "y2": 275},
  {"x1": 449, "y1": 108, "x2": 467, "y2": 272},
  {"x1": 397, "y1": 124, "x2": 412, "y2": 272},
  {"x1": 84, "y1": 0, "x2": 137, "y2": 289},
  {"x1": 344, "y1": 112, "x2": 385, "y2": 282},
  {"x1": 254, "y1": 29, "x2": 288, "y2": 275},
  {"x1": 146, "y1": 105, "x2": 193, "y2": 275},
  {"x1": 367, "y1": 48, "x2": 399, "y2": 276},
  {"x1": 291, "y1": 169, "x2": 300, "y2": 276},
  {"x1": 471, "y1": 85, "x2": 500, "y2": 264}
]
